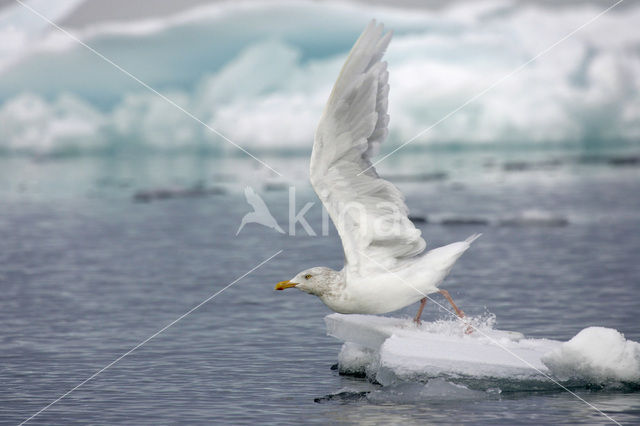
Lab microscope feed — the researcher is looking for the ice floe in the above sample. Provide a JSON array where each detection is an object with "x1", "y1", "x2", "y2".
[
  {"x1": 326, "y1": 314, "x2": 640, "y2": 390},
  {"x1": 542, "y1": 327, "x2": 640, "y2": 383}
]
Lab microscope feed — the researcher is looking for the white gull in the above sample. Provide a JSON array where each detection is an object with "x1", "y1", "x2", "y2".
[{"x1": 276, "y1": 20, "x2": 479, "y2": 326}]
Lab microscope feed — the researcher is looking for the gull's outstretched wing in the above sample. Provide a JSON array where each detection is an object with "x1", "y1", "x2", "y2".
[{"x1": 311, "y1": 21, "x2": 426, "y2": 276}]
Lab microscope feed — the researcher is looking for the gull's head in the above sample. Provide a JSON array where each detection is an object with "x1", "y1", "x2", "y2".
[{"x1": 275, "y1": 266, "x2": 339, "y2": 296}]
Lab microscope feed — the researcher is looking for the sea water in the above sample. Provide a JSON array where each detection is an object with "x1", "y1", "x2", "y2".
[{"x1": 1, "y1": 149, "x2": 639, "y2": 424}]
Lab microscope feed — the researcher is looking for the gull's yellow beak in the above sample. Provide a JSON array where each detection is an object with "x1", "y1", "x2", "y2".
[{"x1": 275, "y1": 280, "x2": 298, "y2": 290}]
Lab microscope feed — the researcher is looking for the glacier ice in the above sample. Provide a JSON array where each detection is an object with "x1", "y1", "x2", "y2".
[
  {"x1": 326, "y1": 314, "x2": 640, "y2": 390},
  {"x1": 1, "y1": 0, "x2": 640, "y2": 154}
]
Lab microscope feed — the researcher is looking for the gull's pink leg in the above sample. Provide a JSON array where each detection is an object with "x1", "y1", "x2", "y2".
[
  {"x1": 439, "y1": 289, "x2": 473, "y2": 334},
  {"x1": 439, "y1": 289, "x2": 465, "y2": 318},
  {"x1": 413, "y1": 297, "x2": 427, "y2": 325}
]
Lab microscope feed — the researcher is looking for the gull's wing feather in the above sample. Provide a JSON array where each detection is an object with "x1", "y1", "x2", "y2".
[{"x1": 311, "y1": 20, "x2": 426, "y2": 276}]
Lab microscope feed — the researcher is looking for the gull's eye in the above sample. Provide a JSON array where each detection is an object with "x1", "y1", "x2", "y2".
[{"x1": 304, "y1": 274, "x2": 312, "y2": 280}]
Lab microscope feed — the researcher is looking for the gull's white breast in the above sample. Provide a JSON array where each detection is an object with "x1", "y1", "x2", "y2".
[{"x1": 321, "y1": 240, "x2": 474, "y2": 315}]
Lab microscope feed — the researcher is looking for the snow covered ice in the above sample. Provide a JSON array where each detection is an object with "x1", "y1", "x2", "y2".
[
  {"x1": 325, "y1": 314, "x2": 640, "y2": 390},
  {"x1": 542, "y1": 327, "x2": 640, "y2": 383}
]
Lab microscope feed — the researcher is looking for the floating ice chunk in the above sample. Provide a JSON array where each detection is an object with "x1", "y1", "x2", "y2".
[
  {"x1": 326, "y1": 314, "x2": 407, "y2": 350},
  {"x1": 377, "y1": 332, "x2": 559, "y2": 386},
  {"x1": 325, "y1": 314, "x2": 560, "y2": 386},
  {"x1": 326, "y1": 315, "x2": 640, "y2": 389},
  {"x1": 499, "y1": 210, "x2": 569, "y2": 227},
  {"x1": 337, "y1": 342, "x2": 376, "y2": 377},
  {"x1": 132, "y1": 184, "x2": 225, "y2": 202},
  {"x1": 440, "y1": 217, "x2": 490, "y2": 226},
  {"x1": 542, "y1": 327, "x2": 640, "y2": 383}
]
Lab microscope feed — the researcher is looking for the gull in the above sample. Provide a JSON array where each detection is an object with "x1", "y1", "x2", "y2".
[
  {"x1": 275, "y1": 21, "x2": 479, "y2": 326},
  {"x1": 236, "y1": 186, "x2": 284, "y2": 235}
]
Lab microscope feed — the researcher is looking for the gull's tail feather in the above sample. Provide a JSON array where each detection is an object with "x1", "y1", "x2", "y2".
[{"x1": 465, "y1": 233, "x2": 482, "y2": 244}]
